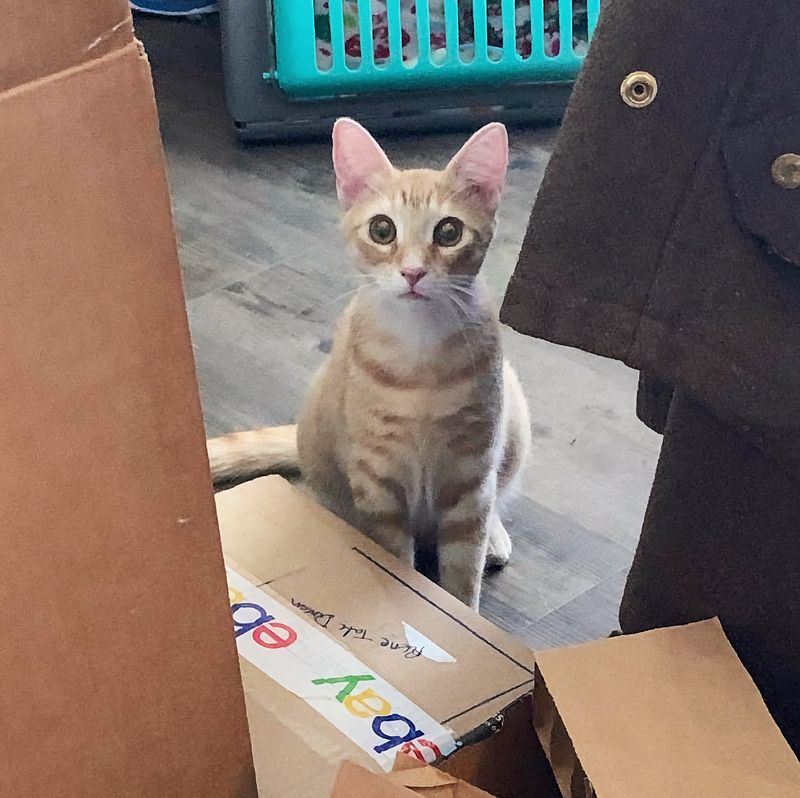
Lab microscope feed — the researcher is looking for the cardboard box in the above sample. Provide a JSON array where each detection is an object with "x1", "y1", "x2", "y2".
[
  {"x1": 216, "y1": 477, "x2": 560, "y2": 798},
  {"x1": 1, "y1": 3, "x2": 255, "y2": 795},
  {"x1": 534, "y1": 619, "x2": 800, "y2": 798}
]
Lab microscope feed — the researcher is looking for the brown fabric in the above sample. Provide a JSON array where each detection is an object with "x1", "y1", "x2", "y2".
[
  {"x1": 501, "y1": 1, "x2": 800, "y2": 478},
  {"x1": 620, "y1": 392, "x2": 800, "y2": 754},
  {"x1": 501, "y1": 0, "x2": 800, "y2": 753},
  {"x1": 636, "y1": 372, "x2": 673, "y2": 435}
]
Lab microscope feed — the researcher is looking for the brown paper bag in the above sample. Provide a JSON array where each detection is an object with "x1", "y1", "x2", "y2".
[{"x1": 534, "y1": 619, "x2": 800, "y2": 797}]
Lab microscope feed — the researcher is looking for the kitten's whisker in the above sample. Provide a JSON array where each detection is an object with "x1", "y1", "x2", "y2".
[
  {"x1": 443, "y1": 283, "x2": 481, "y2": 307},
  {"x1": 428, "y1": 281, "x2": 477, "y2": 300},
  {"x1": 445, "y1": 278, "x2": 475, "y2": 290},
  {"x1": 442, "y1": 279, "x2": 478, "y2": 293},
  {"x1": 313, "y1": 278, "x2": 376, "y2": 313},
  {"x1": 447, "y1": 284, "x2": 479, "y2": 298},
  {"x1": 447, "y1": 292, "x2": 481, "y2": 325}
]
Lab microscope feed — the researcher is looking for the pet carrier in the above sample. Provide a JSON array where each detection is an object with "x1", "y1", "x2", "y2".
[{"x1": 220, "y1": 0, "x2": 600, "y2": 141}]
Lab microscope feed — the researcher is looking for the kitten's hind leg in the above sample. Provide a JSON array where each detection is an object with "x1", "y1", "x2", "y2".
[{"x1": 485, "y1": 511, "x2": 512, "y2": 571}]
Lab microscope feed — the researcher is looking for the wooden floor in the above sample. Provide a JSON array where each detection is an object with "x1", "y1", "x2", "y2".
[{"x1": 137, "y1": 15, "x2": 662, "y2": 649}]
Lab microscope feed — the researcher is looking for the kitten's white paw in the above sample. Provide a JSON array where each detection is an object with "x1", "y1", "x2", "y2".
[{"x1": 486, "y1": 517, "x2": 512, "y2": 570}]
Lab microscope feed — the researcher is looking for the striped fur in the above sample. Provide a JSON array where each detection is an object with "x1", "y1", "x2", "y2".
[{"x1": 207, "y1": 120, "x2": 531, "y2": 609}]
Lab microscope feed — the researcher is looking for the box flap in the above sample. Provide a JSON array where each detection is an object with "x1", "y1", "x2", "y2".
[
  {"x1": 535, "y1": 619, "x2": 800, "y2": 797},
  {"x1": 389, "y1": 754, "x2": 498, "y2": 796},
  {"x1": 0, "y1": 6, "x2": 254, "y2": 795},
  {"x1": 3, "y1": 1, "x2": 133, "y2": 93},
  {"x1": 331, "y1": 761, "x2": 416, "y2": 798}
]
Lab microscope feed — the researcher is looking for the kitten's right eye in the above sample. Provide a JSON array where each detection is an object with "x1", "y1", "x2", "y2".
[{"x1": 368, "y1": 215, "x2": 397, "y2": 245}]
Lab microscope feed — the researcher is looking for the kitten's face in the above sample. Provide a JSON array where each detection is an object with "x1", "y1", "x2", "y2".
[{"x1": 332, "y1": 119, "x2": 508, "y2": 305}]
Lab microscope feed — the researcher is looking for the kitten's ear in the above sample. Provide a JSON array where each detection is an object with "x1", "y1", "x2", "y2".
[
  {"x1": 332, "y1": 118, "x2": 394, "y2": 209},
  {"x1": 446, "y1": 123, "x2": 509, "y2": 214}
]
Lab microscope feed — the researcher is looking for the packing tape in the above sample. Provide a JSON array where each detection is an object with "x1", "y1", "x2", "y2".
[{"x1": 227, "y1": 568, "x2": 457, "y2": 771}]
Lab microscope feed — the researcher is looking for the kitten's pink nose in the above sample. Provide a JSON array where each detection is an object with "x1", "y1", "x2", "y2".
[{"x1": 401, "y1": 269, "x2": 426, "y2": 288}]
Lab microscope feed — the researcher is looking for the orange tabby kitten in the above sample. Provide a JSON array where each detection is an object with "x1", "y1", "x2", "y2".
[{"x1": 208, "y1": 119, "x2": 530, "y2": 609}]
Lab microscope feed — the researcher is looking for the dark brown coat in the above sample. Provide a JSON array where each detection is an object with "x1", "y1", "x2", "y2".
[{"x1": 502, "y1": 0, "x2": 800, "y2": 750}]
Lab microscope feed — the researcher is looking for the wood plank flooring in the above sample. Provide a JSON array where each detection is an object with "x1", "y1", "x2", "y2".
[{"x1": 136, "y1": 14, "x2": 662, "y2": 649}]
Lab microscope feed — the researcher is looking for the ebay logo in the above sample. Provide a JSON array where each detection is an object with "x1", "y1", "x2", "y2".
[{"x1": 228, "y1": 585, "x2": 448, "y2": 763}]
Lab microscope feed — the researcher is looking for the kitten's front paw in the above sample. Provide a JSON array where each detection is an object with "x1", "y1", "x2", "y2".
[{"x1": 486, "y1": 518, "x2": 512, "y2": 571}]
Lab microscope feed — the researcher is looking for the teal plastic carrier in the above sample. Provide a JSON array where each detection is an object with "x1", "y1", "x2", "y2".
[
  {"x1": 218, "y1": 0, "x2": 600, "y2": 141},
  {"x1": 271, "y1": 0, "x2": 600, "y2": 98}
]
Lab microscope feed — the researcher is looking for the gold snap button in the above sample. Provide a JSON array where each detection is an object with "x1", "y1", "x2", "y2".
[
  {"x1": 771, "y1": 153, "x2": 800, "y2": 190},
  {"x1": 620, "y1": 71, "x2": 658, "y2": 108}
]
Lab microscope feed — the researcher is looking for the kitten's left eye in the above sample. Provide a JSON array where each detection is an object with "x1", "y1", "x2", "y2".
[{"x1": 433, "y1": 217, "x2": 463, "y2": 247}]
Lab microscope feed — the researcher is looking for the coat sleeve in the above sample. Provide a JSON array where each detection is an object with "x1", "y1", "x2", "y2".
[{"x1": 501, "y1": 0, "x2": 800, "y2": 478}]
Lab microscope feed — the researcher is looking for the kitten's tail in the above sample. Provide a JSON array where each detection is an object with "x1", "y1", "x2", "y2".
[{"x1": 207, "y1": 425, "x2": 300, "y2": 490}]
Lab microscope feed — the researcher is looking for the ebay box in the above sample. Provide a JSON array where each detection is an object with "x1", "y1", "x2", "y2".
[{"x1": 215, "y1": 476, "x2": 559, "y2": 798}]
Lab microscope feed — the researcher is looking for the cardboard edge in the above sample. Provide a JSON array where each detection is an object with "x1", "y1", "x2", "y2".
[
  {"x1": 532, "y1": 666, "x2": 594, "y2": 798},
  {"x1": 2, "y1": 1, "x2": 134, "y2": 94},
  {"x1": 0, "y1": 38, "x2": 145, "y2": 103}
]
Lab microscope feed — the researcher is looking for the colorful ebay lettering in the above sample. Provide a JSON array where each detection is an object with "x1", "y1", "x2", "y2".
[
  {"x1": 229, "y1": 590, "x2": 442, "y2": 758},
  {"x1": 230, "y1": 588, "x2": 298, "y2": 650},
  {"x1": 311, "y1": 674, "x2": 441, "y2": 756}
]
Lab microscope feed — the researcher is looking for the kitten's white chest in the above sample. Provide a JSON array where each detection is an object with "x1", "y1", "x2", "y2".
[{"x1": 378, "y1": 302, "x2": 464, "y2": 358}]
